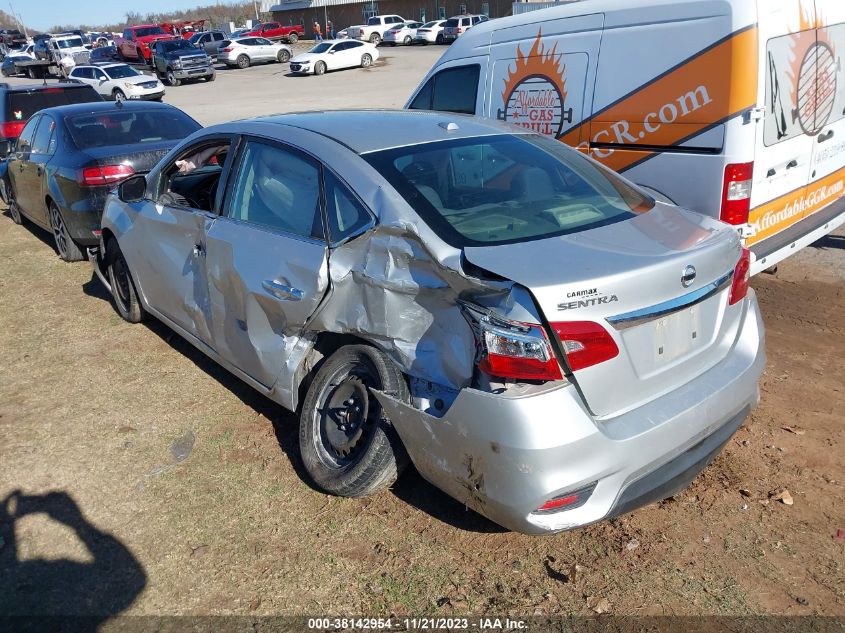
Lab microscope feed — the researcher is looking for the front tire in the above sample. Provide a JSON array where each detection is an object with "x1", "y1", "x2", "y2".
[
  {"x1": 360, "y1": 53, "x2": 372, "y2": 68},
  {"x1": 314, "y1": 60, "x2": 326, "y2": 75},
  {"x1": 165, "y1": 70, "x2": 180, "y2": 86},
  {"x1": 106, "y1": 238, "x2": 146, "y2": 323},
  {"x1": 49, "y1": 203, "x2": 83, "y2": 262},
  {"x1": 236, "y1": 54, "x2": 250, "y2": 69},
  {"x1": 299, "y1": 345, "x2": 409, "y2": 497},
  {"x1": 113, "y1": 88, "x2": 126, "y2": 103},
  {"x1": 277, "y1": 49, "x2": 290, "y2": 63}
]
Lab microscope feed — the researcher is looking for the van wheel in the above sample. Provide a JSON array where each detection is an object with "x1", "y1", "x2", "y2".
[
  {"x1": 369, "y1": 33, "x2": 381, "y2": 44},
  {"x1": 236, "y1": 54, "x2": 250, "y2": 69},
  {"x1": 106, "y1": 238, "x2": 146, "y2": 323},
  {"x1": 49, "y1": 203, "x2": 83, "y2": 262},
  {"x1": 299, "y1": 345, "x2": 409, "y2": 498},
  {"x1": 314, "y1": 60, "x2": 326, "y2": 75}
]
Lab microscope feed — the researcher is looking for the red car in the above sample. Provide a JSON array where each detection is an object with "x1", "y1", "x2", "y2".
[
  {"x1": 244, "y1": 22, "x2": 304, "y2": 44},
  {"x1": 116, "y1": 25, "x2": 176, "y2": 63}
]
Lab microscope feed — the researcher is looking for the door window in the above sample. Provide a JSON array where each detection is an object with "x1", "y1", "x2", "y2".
[
  {"x1": 31, "y1": 115, "x2": 55, "y2": 154},
  {"x1": 408, "y1": 64, "x2": 480, "y2": 114},
  {"x1": 16, "y1": 116, "x2": 39, "y2": 153},
  {"x1": 324, "y1": 170, "x2": 373, "y2": 243},
  {"x1": 158, "y1": 140, "x2": 233, "y2": 212},
  {"x1": 94, "y1": 69, "x2": 107, "y2": 80},
  {"x1": 226, "y1": 140, "x2": 324, "y2": 240},
  {"x1": 213, "y1": 32, "x2": 224, "y2": 41}
]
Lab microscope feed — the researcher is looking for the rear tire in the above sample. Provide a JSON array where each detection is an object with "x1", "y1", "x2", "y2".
[
  {"x1": 299, "y1": 345, "x2": 409, "y2": 498},
  {"x1": 403, "y1": 35, "x2": 412, "y2": 45},
  {"x1": 236, "y1": 54, "x2": 250, "y2": 69},
  {"x1": 49, "y1": 203, "x2": 83, "y2": 262},
  {"x1": 369, "y1": 33, "x2": 381, "y2": 45},
  {"x1": 435, "y1": 33, "x2": 444, "y2": 45},
  {"x1": 106, "y1": 238, "x2": 146, "y2": 323},
  {"x1": 360, "y1": 53, "x2": 372, "y2": 68},
  {"x1": 7, "y1": 190, "x2": 23, "y2": 225},
  {"x1": 277, "y1": 49, "x2": 290, "y2": 63},
  {"x1": 288, "y1": 32, "x2": 299, "y2": 44},
  {"x1": 314, "y1": 60, "x2": 326, "y2": 75}
]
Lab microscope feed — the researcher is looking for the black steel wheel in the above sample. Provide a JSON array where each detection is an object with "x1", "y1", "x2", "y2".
[
  {"x1": 106, "y1": 238, "x2": 145, "y2": 323},
  {"x1": 49, "y1": 203, "x2": 83, "y2": 262},
  {"x1": 299, "y1": 345, "x2": 409, "y2": 497}
]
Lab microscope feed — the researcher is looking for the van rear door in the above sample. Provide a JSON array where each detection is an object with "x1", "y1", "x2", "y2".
[
  {"x1": 748, "y1": 0, "x2": 818, "y2": 251},
  {"x1": 486, "y1": 14, "x2": 604, "y2": 147},
  {"x1": 807, "y1": 2, "x2": 845, "y2": 193}
]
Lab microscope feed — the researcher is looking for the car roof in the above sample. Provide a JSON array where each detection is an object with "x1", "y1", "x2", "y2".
[
  {"x1": 39, "y1": 100, "x2": 176, "y2": 118},
  {"x1": 217, "y1": 110, "x2": 525, "y2": 154}
]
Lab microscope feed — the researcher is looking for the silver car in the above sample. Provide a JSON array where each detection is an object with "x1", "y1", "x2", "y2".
[
  {"x1": 90, "y1": 111, "x2": 765, "y2": 534},
  {"x1": 217, "y1": 36, "x2": 291, "y2": 68}
]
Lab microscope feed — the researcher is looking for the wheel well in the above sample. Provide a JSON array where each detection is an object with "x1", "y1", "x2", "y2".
[
  {"x1": 294, "y1": 332, "x2": 382, "y2": 413},
  {"x1": 101, "y1": 227, "x2": 116, "y2": 250},
  {"x1": 44, "y1": 194, "x2": 54, "y2": 211}
]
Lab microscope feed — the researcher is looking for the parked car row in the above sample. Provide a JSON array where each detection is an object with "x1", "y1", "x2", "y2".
[{"x1": 343, "y1": 13, "x2": 489, "y2": 45}]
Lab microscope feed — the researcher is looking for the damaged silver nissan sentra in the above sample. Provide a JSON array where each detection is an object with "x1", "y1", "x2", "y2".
[{"x1": 89, "y1": 110, "x2": 765, "y2": 534}]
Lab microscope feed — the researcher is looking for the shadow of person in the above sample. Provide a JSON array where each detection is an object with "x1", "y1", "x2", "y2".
[{"x1": 0, "y1": 490, "x2": 146, "y2": 631}]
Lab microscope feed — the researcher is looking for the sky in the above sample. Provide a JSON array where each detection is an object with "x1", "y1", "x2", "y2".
[{"x1": 11, "y1": 0, "x2": 220, "y2": 31}]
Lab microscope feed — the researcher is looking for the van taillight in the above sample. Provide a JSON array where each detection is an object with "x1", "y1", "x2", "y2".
[
  {"x1": 549, "y1": 321, "x2": 619, "y2": 372},
  {"x1": 728, "y1": 248, "x2": 751, "y2": 305},
  {"x1": 476, "y1": 317, "x2": 562, "y2": 381},
  {"x1": 720, "y1": 162, "x2": 753, "y2": 225},
  {"x1": 0, "y1": 120, "x2": 26, "y2": 138},
  {"x1": 78, "y1": 164, "x2": 134, "y2": 186}
]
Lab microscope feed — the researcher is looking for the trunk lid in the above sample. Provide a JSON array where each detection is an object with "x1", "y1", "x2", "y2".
[{"x1": 463, "y1": 203, "x2": 745, "y2": 418}]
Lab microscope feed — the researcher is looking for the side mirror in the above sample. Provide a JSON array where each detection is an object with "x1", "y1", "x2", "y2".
[{"x1": 118, "y1": 174, "x2": 147, "y2": 203}]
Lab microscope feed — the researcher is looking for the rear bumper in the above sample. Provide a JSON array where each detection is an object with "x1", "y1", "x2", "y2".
[{"x1": 375, "y1": 290, "x2": 765, "y2": 534}]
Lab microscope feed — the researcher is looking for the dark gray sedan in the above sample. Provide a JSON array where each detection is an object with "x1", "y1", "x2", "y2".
[
  {"x1": 3, "y1": 101, "x2": 201, "y2": 261},
  {"x1": 92, "y1": 111, "x2": 764, "y2": 533}
]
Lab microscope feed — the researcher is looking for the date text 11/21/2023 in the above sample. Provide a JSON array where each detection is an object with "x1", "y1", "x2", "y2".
[{"x1": 306, "y1": 617, "x2": 529, "y2": 630}]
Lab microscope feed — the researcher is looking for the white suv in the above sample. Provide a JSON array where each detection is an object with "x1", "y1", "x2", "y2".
[
  {"x1": 441, "y1": 14, "x2": 489, "y2": 42},
  {"x1": 69, "y1": 63, "x2": 165, "y2": 102}
]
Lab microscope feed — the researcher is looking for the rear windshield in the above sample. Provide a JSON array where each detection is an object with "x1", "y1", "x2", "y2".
[
  {"x1": 66, "y1": 109, "x2": 200, "y2": 149},
  {"x1": 367, "y1": 17, "x2": 380, "y2": 25},
  {"x1": 158, "y1": 39, "x2": 195, "y2": 52},
  {"x1": 6, "y1": 87, "x2": 101, "y2": 121},
  {"x1": 135, "y1": 27, "x2": 166, "y2": 37},
  {"x1": 444, "y1": 19, "x2": 459, "y2": 27},
  {"x1": 364, "y1": 134, "x2": 654, "y2": 247}
]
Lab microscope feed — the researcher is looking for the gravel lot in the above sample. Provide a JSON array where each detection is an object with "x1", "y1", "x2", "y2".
[{"x1": 0, "y1": 44, "x2": 843, "y2": 622}]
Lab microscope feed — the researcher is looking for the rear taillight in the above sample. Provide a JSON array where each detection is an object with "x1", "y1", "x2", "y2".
[
  {"x1": 456, "y1": 27, "x2": 463, "y2": 33},
  {"x1": 720, "y1": 162, "x2": 753, "y2": 225},
  {"x1": 476, "y1": 317, "x2": 562, "y2": 382},
  {"x1": 0, "y1": 120, "x2": 26, "y2": 138},
  {"x1": 728, "y1": 247, "x2": 751, "y2": 305},
  {"x1": 78, "y1": 164, "x2": 134, "y2": 187},
  {"x1": 549, "y1": 321, "x2": 619, "y2": 372},
  {"x1": 221, "y1": 47, "x2": 232, "y2": 52}
]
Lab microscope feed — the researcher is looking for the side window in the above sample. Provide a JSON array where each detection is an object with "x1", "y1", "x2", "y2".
[
  {"x1": 32, "y1": 116, "x2": 55, "y2": 154},
  {"x1": 95, "y1": 69, "x2": 107, "y2": 80},
  {"x1": 408, "y1": 64, "x2": 480, "y2": 115},
  {"x1": 16, "y1": 116, "x2": 39, "y2": 153},
  {"x1": 324, "y1": 170, "x2": 372, "y2": 243},
  {"x1": 227, "y1": 141, "x2": 323, "y2": 240},
  {"x1": 123, "y1": 29, "x2": 132, "y2": 40},
  {"x1": 214, "y1": 32, "x2": 224, "y2": 41},
  {"x1": 159, "y1": 140, "x2": 232, "y2": 212}
]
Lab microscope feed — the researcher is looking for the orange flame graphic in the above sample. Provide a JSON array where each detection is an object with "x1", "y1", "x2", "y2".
[{"x1": 501, "y1": 30, "x2": 567, "y2": 106}]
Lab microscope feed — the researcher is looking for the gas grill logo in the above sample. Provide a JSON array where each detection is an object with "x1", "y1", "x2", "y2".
[{"x1": 498, "y1": 31, "x2": 571, "y2": 137}]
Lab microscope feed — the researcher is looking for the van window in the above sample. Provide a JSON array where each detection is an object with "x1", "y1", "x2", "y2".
[{"x1": 408, "y1": 64, "x2": 480, "y2": 115}]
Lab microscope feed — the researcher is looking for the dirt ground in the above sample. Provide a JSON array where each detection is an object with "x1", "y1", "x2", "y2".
[{"x1": 0, "y1": 198, "x2": 842, "y2": 620}]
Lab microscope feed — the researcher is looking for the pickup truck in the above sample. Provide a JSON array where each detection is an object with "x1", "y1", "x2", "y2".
[
  {"x1": 244, "y1": 22, "x2": 304, "y2": 44},
  {"x1": 115, "y1": 25, "x2": 176, "y2": 64},
  {"x1": 346, "y1": 15, "x2": 406, "y2": 44},
  {"x1": 151, "y1": 39, "x2": 215, "y2": 86}
]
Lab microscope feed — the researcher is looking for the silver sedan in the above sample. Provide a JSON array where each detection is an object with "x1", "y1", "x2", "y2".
[{"x1": 91, "y1": 111, "x2": 765, "y2": 534}]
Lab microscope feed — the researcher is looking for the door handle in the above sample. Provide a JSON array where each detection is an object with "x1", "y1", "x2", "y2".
[
  {"x1": 262, "y1": 279, "x2": 303, "y2": 301},
  {"x1": 818, "y1": 130, "x2": 834, "y2": 143},
  {"x1": 36, "y1": 166, "x2": 43, "y2": 176},
  {"x1": 786, "y1": 159, "x2": 798, "y2": 169}
]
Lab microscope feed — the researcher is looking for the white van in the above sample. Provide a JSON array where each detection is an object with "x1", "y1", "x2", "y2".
[{"x1": 406, "y1": 0, "x2": 845, "y2": 274}]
